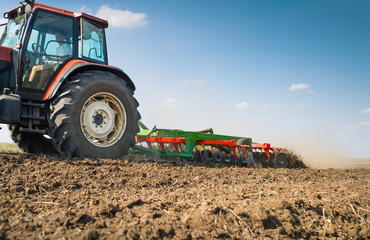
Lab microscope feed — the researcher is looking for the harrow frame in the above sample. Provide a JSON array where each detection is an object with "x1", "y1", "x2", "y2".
[{"x1": 133, "y1": 121, "x2": 286, "y2": 167}]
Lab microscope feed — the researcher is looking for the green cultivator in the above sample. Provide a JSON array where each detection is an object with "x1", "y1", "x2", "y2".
[{"x1": 133, "y1": 122, "x2": 302, "y2": 168}]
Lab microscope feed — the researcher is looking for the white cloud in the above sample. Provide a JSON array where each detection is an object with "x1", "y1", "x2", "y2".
[
  {"x1": 360, "y1": 121, "x2": 370, "y2": 126},
  {"x1": 297, "y1": 102, "x2": 307, "y2": 107},
  {"x1": 235, "y1": 102, "x2": 250, "y2": 109},
  {"x1": 262, "y1": 103, "x2": 287, "y2": 108},
  {"x1": 360, "y1": 107, "x2": 370, "y2": 114},
  {"x1": 182, "y1": 80, "x2": 207, "y2": 86},
  {"x1": 164, "y1": 98, "x2": 177, "y2": 105},
  {"x1": 0, "y1": 18, "x2": 7, "y2": 25},
  {"x1": 96, "y1": 5, "x2": 148, "y2": 28},
  {"x1": 289, "y1": 83, "x2": 310, "y2": 91},
  {"x1": 148, "y1": 98, "x2": 179, "y2": 112},
  {"x1": 80, "y1": 5, "x2": 93, "y2": 15},
  {"x1": 306, "y1": 89, "x2": 315, "y2": 94},
  {"x1": 236, "y1": 102, "x2": 287, "y2": 111},
  {"x1": 252, "y1": 103, "x2": 287, "y2": 111},
  {"x1": 345, "y1": 124, "x2": 356, "y2": 131},
  {"x1": 249, "y1": 117, "x2": 266, "y2": 122}
]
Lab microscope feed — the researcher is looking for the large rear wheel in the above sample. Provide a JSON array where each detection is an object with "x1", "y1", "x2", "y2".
[{"x1": 47, "y1": 70, "x2": 140, "y2": 159}]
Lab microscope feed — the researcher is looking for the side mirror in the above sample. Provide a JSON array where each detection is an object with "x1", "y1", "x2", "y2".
[
  {"x1": 17, "y1": 6, "x2": 25, "y2": 14},
  {"x1": 25, "y1": 4, "x2": 33, "y2": 14}
]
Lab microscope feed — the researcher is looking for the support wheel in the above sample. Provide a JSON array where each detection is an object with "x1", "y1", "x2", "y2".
[
  {"x1": 8, "y1": 125, "x2": 58, "y2": 154},
  {"x1": 47, "y1": 70, "x2": 140, "y2": 159},
  {"x1": 274, "y1": 152, "x2": 289, "y2": 168}
]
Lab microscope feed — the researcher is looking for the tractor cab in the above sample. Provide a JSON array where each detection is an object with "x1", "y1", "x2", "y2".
[{"x1": 0, "y1": 0, "x2": 108, "y2": 97}]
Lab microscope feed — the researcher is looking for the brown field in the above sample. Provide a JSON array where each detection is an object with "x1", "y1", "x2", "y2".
[{"x1": 0, "y1": 145, "x2": 369, "y2": 239}]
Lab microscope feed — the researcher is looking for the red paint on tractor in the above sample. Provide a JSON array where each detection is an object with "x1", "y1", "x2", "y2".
[
  {"x1": 33, "y1": 3, "x2": 108, "y2": 28},
  {"x1": 0, "y1": 46, "x2": 12, "y2": 62},
  {"x1": 43, "y1": 59, "x2": 128, "y2": 100},
  {"x1": 43, "y1": 59, "x2": 87, "y2": 100},
  {"x1": 7, "y1": 3, "x2": 108, "y2": 28}
]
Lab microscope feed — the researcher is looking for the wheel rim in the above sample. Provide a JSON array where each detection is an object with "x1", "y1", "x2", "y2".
[{"x1": 80, "y1": 92, "x2": 126, "y2": 147}]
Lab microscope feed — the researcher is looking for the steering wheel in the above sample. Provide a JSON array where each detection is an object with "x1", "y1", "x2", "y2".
[{"x1": 31, "y1": 43, "x2": 42, "y2": 53}]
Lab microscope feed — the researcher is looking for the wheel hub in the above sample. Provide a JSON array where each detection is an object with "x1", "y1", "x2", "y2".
[
  {"x1": 80, "y1": 92, "x2": 126, "y2": 147},
  {"x1": 94, "y1": 113, "x2": 104, "y2": 126},
  {"x1": 83, "y1": 101, "x2": 115, "y2": 139}
]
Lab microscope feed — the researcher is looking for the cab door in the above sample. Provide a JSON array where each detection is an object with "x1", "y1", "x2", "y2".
[{"x1": 21, "y1": 10, "x2": 73, "y2": 91}]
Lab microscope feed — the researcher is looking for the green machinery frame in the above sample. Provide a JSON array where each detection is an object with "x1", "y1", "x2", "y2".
[{"x1": 133, "y1": 121, "x2": 253, "y2": 159}]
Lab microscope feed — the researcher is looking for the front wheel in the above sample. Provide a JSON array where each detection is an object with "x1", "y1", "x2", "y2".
[
  {"x1": 47, "y1": 70, "x2": 140, "y2": 159},
  {"x1": 8, "y1": 124, "x2": 58, "y2": 154}
]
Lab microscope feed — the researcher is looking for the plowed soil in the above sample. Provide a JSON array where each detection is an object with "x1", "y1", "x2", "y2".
[{"x1": 0, "y1": 152, "x2": 369, "y2": 239}]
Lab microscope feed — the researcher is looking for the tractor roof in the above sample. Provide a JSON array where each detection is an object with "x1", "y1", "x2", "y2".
[{"x1": 9, "y1": 2, "x2": 108, "y2": 28}]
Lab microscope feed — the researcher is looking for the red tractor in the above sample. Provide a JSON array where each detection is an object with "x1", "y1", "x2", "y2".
[{"x1": 0, "y1": 0, "x2": 140, "y2": 158}]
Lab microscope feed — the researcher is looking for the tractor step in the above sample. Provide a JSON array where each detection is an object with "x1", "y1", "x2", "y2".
[
  {"x1": 22, "y1": 102, "x2": 45, "y2": 108},
  {"x1": 19, "y1": 127, "x2": 46, "y2": 134},
  {"x1": 21, "y1": 115, "x2": 45, "y2": 121}
]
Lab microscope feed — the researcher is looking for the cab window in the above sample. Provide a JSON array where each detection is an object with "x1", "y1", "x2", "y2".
[
  {"x1": 21, "y1": 10, "x2": 73, "y2": 90},
  {"x1": 0, "y1": 13, "x2": 26, "y2": 49},
  {"x1": 79, "y1": 19, "x2": 106, "y2": 63}
]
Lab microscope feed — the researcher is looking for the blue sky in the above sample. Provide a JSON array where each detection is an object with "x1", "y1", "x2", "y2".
[{"x1": 1, "y1": 0, "x2": 369, "y2": 159}]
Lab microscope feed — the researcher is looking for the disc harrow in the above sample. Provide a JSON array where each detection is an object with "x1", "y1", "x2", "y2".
[{"x1": 132, "y1": 121, "x2": 304, "y2": 168}]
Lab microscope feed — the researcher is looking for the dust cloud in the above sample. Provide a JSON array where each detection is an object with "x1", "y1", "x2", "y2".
[{"x1": 272, "y1": 130, "x2": 350, "y2": 169}]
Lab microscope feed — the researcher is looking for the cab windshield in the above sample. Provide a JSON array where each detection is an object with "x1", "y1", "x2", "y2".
[{"x1": 0, "y1": 13, "x2": 26, "y2": 49}]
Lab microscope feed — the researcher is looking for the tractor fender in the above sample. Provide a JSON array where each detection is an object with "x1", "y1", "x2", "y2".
[{"x1": 43, "y1": 59, "x2": 136, "y2": 100}]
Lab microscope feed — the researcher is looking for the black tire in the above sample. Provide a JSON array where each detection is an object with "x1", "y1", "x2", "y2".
[
  {"x1": 47, "y1": 70, "x2": 140, "y2": 159},
  {"x1": 274, "y1": 152, "x2": 290, "y2": 168},
  {"x1": 8, "y1": 125, "x2": 58, "y2": 154}
]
